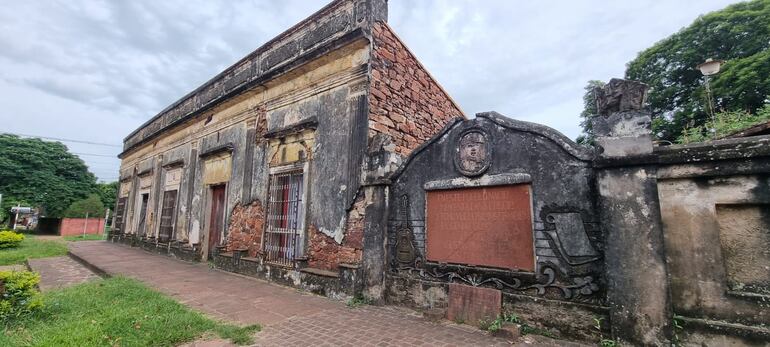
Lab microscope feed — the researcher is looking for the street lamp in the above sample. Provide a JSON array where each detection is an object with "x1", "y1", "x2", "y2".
[{"x1": 696, "y1": 58, "x2": 725, "y2": 139}]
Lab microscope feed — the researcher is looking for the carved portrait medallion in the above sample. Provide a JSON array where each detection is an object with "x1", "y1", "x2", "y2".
[{"x1": 454, "y1": 129, "x2": 490, "y2": 177}]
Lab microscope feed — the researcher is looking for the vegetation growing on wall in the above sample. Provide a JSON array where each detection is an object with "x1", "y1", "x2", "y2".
[{"x1": 678, "y1": 103, "x2": 770, "y2": 143}]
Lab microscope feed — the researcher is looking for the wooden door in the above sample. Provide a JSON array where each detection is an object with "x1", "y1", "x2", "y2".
[
  {"x1": 158, "y1": 190, "x2": 177, "y2": 242},
  {"x1": 137, "y1": 194, "x2": 149, "y2": 236},
  {"x1": 114, "y1": 197, "x2": 127, "y2": 234},
  {"x1": 208, "y1": 185, "x2": 226, "y2": 254}
]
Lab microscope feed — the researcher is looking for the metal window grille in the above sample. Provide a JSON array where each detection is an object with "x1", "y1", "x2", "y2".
[
  {"x1": 264, "y1": 170, "x2": 305, "y2": 266},
  {"x1": 158, "y1": 190, "x2": 178, "y2": 243}
]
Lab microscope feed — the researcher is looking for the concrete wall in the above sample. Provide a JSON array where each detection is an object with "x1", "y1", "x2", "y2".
[{"x1": 656, "y1": 136, "x2": 770, "y2": 346}]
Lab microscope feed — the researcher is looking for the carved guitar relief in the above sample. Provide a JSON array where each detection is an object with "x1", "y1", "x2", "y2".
[{"x1": 394, "y1": 195, "x2": 418, "y2": 268}]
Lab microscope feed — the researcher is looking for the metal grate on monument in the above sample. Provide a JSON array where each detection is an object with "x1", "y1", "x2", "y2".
[{"x1": 264, "y1": 170, "x2": 304, "y2": 267}]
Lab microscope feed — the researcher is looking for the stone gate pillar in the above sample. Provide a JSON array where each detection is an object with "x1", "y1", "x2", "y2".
[
  {"x1": 360, "y1": 134, "x2": 402, "y2": 302},
  {"x1": 593, "y1": 79, "x2": 672, "y2": 345}
]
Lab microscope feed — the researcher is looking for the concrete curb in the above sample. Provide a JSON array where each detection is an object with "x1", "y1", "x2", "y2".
[{"x1": 67, "y1": 250, "x2": 111, "y2": 279}]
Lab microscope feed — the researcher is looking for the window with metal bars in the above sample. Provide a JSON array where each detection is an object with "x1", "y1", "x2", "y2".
[{"x1": 263, "y1": 169, "x2": 305, "y2": 266}]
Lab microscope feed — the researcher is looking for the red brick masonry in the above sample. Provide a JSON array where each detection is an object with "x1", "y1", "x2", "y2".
[
  {"x1": 369, "y1": 22, "x2": 464, "y2": 155},
  {"x1": 60, "y1": 218, "x2": 105, "y2": 236}
]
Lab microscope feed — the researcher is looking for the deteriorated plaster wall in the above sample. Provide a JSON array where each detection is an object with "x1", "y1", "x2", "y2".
[
  {"x1": 307, "y1": 191, "x2": 367, "y2": 270},
  {"x1": 118, "y1": 40, "x2": 370, "y2": 251},
  {"x1": 225, "y1": 201, "x2": 265, "y2": 257},
  {"x1": 369, "y1": 22, "x2": 464, "y2": 155}
]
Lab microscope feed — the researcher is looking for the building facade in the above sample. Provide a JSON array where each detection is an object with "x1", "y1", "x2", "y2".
[
  {"x1": 113, "y1": 0, "x2": 461, "y2": 296},
  {"x1": 112, "y1": 1, "x2": 770, "y2": 345}
]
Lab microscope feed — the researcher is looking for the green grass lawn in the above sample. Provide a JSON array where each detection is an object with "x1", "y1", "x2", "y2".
[
  {"x1": 63, "y1": 234, "x2": 106, "y2": 242},
  {"x1": 0, "y1": 277, "x2": 260, "y2": 346},
  {"x1": 0, "y1": 235, "x2": 68, "y2": 265}
]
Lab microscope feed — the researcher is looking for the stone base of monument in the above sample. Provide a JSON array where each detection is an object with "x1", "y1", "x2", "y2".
[
  {"x1": 421, "y1": 307, "x2": 447, "y2": 322},
  {"x1": 446, "y1": 283, "x2": 502, "y2": 326},
  {"x1": 493, "y1": 323, "x2": 521, "y2": 340}
]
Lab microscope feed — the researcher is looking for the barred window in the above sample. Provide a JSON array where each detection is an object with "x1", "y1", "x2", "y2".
[{"x1": 263, "y1": 169, "x2": 305, "y2": 266}]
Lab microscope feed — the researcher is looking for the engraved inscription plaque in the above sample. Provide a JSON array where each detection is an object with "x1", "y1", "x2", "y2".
[{"x1": 426, "y1": 184, "x2": 535, "y2": 271}]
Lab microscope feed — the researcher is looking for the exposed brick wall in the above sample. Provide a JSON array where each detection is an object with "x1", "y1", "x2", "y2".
[
  {"x1": 369, "y1": 22, "x2": 464, "y2": 155},
  {"x1": 60, "y1": 218, "x2": 105, "y2": 236},
  {"x1": 225, "y1": 200, "x2": 264, "y2": 257},
  {"x1": 306, "y1": 193, "x2": 366, "y2": 271}
]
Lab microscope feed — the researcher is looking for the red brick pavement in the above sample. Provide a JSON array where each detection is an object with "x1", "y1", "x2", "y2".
[
  {"x1": 69, "y1": 241, "x2": 581, "y2": 347},
  {"x1": 27, "y1": 256, "x2": 100, "y2": 291}
]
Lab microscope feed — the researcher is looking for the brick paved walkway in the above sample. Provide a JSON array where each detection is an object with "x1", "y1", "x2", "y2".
[
  {"x1": 69, "y1": 241, "x2": 580, "y2": 347},
  {"x1": 27, "y1": 256, "x2": 100, "y2": 291}
]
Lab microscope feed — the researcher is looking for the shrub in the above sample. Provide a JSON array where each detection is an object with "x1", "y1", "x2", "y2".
[
  {"x1": 0, "y1": 270, "x2": 43, "y2": 322},
  {"x1": 0, "y1": 231, "x2": 24, "y2": 249}
]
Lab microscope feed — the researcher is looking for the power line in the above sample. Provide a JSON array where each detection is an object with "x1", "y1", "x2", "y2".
[
  {"x1": 2, "y1": 132, "x2": 122, "y2": 148},
  {"x1": 73, "y1": 152, "x2": 119, "y2": 158}
]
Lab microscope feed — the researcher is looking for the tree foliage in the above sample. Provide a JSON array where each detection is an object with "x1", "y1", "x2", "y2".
[
  {"x1": 576, "y1": 80, "x2": 606, "y2": 145},
  {"x1": 63, "y1": 194, "x2": 106, "y2": 218},
  {"x1": 625, "y1": 0, "x2": 770, "y2": 141},
  {"x1": 96, "y1": 181, "x2": 118, "y2": 211},
  {"x1": 0, "y1": 134, "x2": 97, "y2": 219}
]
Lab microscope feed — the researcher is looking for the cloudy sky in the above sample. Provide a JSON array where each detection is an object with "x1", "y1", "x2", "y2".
[{"x1": 0, "y1": 0, "x2": 738, "y2": 182}]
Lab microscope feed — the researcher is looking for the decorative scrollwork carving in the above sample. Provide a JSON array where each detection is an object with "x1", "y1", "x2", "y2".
[{"x1": 394, "y1": 262, "x2": 600, "y2": 303}]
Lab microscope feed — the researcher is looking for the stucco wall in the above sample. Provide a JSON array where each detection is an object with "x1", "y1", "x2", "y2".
[
  {"x1": 118, "y1": 39, "x2": 371, "y2": 254},
  {"x1": 659, "y1": 174, "x2": 770, "y2": 325}
]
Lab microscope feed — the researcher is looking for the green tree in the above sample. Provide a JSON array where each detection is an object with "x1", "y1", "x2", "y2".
[
  {"x1": 576, "y1": 80, "x2": 606, "y2": 145},
  {"x1": 63, "y1": 194, "x2": 106, "y2": 218},
  {"x1": 97, "y1": 181, "x2": 118, "y2": 211},
  {"x1": 0, "y1": 134, "x2": 97, "y2": 219},
  {"x1": 625, "y1": 0, "x2": 770, "y2": 141}
]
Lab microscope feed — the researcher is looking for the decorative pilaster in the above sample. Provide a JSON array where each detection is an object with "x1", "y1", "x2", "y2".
[{"x1": 593, "y1": 78, "x2": 672, "y2": 345}]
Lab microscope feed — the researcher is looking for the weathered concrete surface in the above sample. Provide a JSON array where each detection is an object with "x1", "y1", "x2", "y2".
[
  {"x1": 659, "y1": 175, "x2": 770, "y2": 324},
  {"x1": 594, "y1": 79, "x2": 672, "y2": 346},
  {"x1": 597, "y1": 166, "x2": 671, "y2": 345},
  {"x1": 68, "y1": 241, "x2": 567, "y2": 346},
  {"x1": 386, "y1": 111, "x2": 603, "y2": 337},
  {"x1": 27, "y1": 255, "x2": 100, "y2": 291}
]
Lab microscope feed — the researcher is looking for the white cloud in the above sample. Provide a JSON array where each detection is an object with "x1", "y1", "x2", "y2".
[{"x1": 0, "y1": 0, "x2": 738, "y2": 181}]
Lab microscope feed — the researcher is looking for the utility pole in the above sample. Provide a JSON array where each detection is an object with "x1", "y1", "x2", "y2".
[
  {"x1": 83, "y1": 212, "x2": 89, "y2": 238},
  {"x1": 104, "y1": 208, "x2": 110, "y2": 237},
  {"x1": 13, "y1": 203, "x2": 20, "y2": 230},
  {"x1": 696, "y1": 58, "x2": 725, "y2": 139}
]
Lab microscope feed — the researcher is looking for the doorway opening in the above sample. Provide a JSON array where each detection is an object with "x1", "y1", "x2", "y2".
[{"x1": 207, "y1": 184, "x2": 227, "y2": 258}]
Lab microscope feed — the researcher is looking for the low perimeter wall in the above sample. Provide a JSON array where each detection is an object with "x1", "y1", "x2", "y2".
[{"x1": 60, "y1": 218, "x2": 105, "y2": 236}]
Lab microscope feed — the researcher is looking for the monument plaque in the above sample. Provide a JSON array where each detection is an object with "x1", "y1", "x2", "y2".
[{"x1": 426, "y1": 184, "x2": 535, "y2": 271}]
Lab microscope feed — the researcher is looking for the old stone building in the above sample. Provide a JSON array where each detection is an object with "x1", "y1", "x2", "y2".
[
  {"x1": 113, "y1": 0, "x2": 460, "y2": 295},
  {"x1": 112, "y1": 1, "x2": 770, "y2": 346}
]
